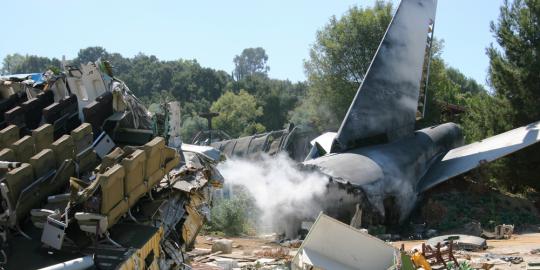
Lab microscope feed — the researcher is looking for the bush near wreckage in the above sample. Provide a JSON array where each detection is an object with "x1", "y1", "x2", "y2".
[{"x1": 205, "y1": 194, "x2": 258, "y2": 236}]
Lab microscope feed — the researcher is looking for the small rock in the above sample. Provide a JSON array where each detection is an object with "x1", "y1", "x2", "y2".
[{"x1": 212, "y1": 239, "x2": 233, "y2": 254}]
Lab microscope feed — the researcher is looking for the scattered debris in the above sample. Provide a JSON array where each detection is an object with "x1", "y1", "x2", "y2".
[
  {"x1": 427, "y1": 234, "x2": 487, "y2": 251},
  {"x1": 292, "y1": 213, "x2": 398, "y2": 270}
]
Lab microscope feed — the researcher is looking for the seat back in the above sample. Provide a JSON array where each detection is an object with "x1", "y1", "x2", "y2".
[
  {"x1": 71, "y1": 123, "x2": 93, "y2": 154},
  {"x1": 21, "y1": 98, "x2": 42, "y2": 129},
  {"x1": 51, "y1": 135, "x2": 75, "y2": 167},
  {"x1": 82, "y1": 92, "x2": 113, "y2": 134},
  {"x1": 4, "y1": 106, "x2": 26, "y2": 134},
  {"x1": 3, "y1": 163, "x2": 34, "y2": 209},
  {"x1": 0, "y1": 148, "x2": 15, "y2": 162},
  {"x1": 29, "y1": 149, "x2": 56, "y2": 178},
  {"x1": 11, "y1": 135, "x2": 35, "y2": 163},
  {"x1": 142, "y1": 137, "x2": 165, "y2": 178},
  {"x1": 99, "y1": 147, "x2": 125, "y2": 173},
  {"x1": 98, "y1": 164, "x2": 125, "y2": 215},
  {"x1": 0, "y1": 125, "x2": 19, "y2": 148},
  {"x1": 32, "y1": 124, "x2": 54, "y2": 152},
  {"x1": 121, "y1": 149, "x2": 146, "y2": 205}
]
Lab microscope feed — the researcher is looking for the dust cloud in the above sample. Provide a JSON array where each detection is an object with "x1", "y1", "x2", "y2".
[{"x1": 217, "y1": 153, "x2": 329, "y2": 237}]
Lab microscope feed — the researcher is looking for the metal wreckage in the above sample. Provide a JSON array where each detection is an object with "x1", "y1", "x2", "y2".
[{"x1": 0, "y1": 61, "x2": 224, "y2": 269}]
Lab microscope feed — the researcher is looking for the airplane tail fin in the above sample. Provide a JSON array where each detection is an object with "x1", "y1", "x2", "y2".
[{"x1": 331, "y1": 0, "x2": 438, "y2": 152}]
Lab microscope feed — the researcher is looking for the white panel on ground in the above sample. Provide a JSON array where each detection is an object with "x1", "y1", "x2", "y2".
[{"x1": 292, "y1": 213, "x2": 397, "y2": 270}]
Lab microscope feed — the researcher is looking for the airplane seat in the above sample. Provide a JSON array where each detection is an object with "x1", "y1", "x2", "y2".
[
  {"x1": 0, "y1": 149, "x2": 15, "y2": 162},
  {"x1": 32, "y1": 124, "x2": 53, "y2": 152},
  {"x1": 0, "y1": 125, "x2": 20, "y2": 148},
  {"x1": 29, "y1": 149, "x2": 56, "y2": 178},
  {"x1": 82, "y1": 92, "x2": 113, "y2": 135},
  {"x1": 76, "y1": 148, "x2": 99, "y2": 175},
  {"x1": 75, "y1": 164, "x2": 128, "y2": 235},
  {"x1": 98, "y1": 147, "x2": 125, "y2": 174},
  {"x1": 71, "y1": 123, "x2": 93, "y2": 154},
  {"x1": 60, "y1": 94, "x2": 81, "y2": 133},
  {"x1": 43, "y1": 102, "x2": 64, "y2": 139},
  {"x1": 10, "y1": 135, "x2": 35, "y2": 163},
  {"x1": 21, "y1": 98, "x2": 42, "y2": 130},
  {"x1": 142, "y1": 137, "x2": 165, "y2": 191},
  {"x1": 51, "y1": 135, "x2": 75, "y2": 167},
  {"x1": 121, "y1": 149, "x2": 146, "y2": 207},
  {"x1": 16, "y1": 149, "x2": 58, "y2": 225},
  {"x1": 4, "y1": 106, "x2": 26, "y2": 135},
  {"x1": 0, "y1": 163, "x2": 34, "y2": 226},
  {"x1": 36, "y1": 90, "x2": 54, "y2": 108}
]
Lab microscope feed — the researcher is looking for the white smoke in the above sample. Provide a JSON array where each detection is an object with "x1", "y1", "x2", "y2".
[{"x1": 217, "y1": 153, "x2": 329, "y2": 237}]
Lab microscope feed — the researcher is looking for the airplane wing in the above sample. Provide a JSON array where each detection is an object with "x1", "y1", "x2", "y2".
[
  {"x1": 332, "y1": 0, "x2": 438, "y2": 152},
  {"x1": 417, "y1": 121, "x2": 540, "y2": 192}
]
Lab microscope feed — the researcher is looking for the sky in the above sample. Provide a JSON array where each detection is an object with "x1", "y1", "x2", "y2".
[{"x1": 0, "y1": 0, "x2": 504, "y2": 88}]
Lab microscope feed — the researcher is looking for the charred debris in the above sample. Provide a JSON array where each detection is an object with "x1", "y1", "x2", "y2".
[{"x1": 0, "y1": 60, "x2": 223, "y2": 269}]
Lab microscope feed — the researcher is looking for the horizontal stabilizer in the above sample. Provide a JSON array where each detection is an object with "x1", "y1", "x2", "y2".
[{"x1": 417, "y1": 121, "x2": 540, "y2": 192}]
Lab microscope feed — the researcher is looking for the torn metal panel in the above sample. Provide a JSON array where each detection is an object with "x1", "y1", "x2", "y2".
[
  {"x1": 182, "y1": 143, "x2": 221, "y2": 162},
  {"x1": 292, "y1": 213, "x2": 397, "y2": 270}
]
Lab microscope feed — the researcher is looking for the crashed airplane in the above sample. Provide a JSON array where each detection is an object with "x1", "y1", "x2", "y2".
[
  {"x1": 303, "y1": 0, "x2": 540, "y2": 225},
  {"x1": 0, "y1": 61, "x2": 223, "y2": 269},
  {"x1": 209, "y1": 0, "x2": 540, "y2": 228}
]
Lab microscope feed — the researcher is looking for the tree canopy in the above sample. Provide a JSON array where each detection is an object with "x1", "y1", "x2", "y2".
[
  {"x1": 483, "y1": 0, "x2": 540, "y2": 191},
  {"x1": 210, "y1": 90, "x2": 266, "y2": 138},
  {"x1": 233, "y1": 47, "x2": 270, "y2": 81}
]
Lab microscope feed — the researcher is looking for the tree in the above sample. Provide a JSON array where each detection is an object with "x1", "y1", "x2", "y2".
[
  {"x1": 1, "y1": 53, "x2": 25, "y2": 74},
  {"x1": 1, "y1": 54, "x2": 61, "y2": 74},
  {"x1": 486, "y1": 0, "x2": 540, "y2": 190},
  {"x1": 71, "y1": 46, "x2": 110, "y2": 66},
  {"x1": 292, "y1": 1, "x2": 394, "y2": 131},
  {"x1": 233, "y1": 47, "x2": 270, "y2": 80},
  {"x1": 210, "y1": 90, "x2": 265, "y2": 137}
]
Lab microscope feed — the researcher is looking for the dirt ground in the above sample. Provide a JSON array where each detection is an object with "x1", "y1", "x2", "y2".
[
  {"x1": 194, "y1": 233, "x2": 540, "y2": 269},
  {"x1": 195, "y1": 234, "x2": 282, "y2": 253},
  {"x1": 393, "y1": 233, "x2": 540, "y2": 269}
]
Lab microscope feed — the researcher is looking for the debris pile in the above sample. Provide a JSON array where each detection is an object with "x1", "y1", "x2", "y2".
[{"x1": 0, "y1": 60, "x2": 223, "y2": 269}]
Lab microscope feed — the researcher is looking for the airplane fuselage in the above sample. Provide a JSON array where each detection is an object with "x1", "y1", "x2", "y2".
[{"x1": 304, "y1": 123, "x2": 463, "y2": 224}]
